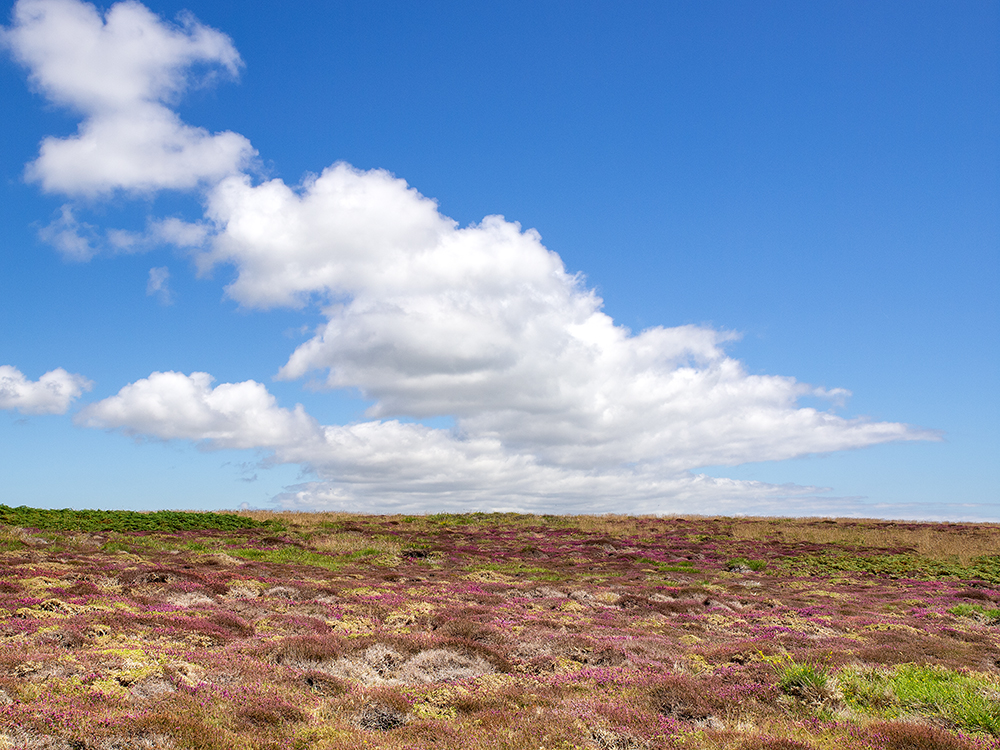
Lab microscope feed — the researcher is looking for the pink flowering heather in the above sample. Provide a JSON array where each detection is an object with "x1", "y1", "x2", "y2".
[{"x1": 0, "y1": 510, "x2": 998, "y2": 749}]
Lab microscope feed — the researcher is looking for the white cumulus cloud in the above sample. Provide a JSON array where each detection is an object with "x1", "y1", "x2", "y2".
[
  {"x1": 76, "y1": 371, "x2": 320, "y2": 449},
  {"x1": 2, "y1": 0, "x2": 254, "y2": 196},
  {"x1": 9, "y1": 0, "x2": 940, "y2": 512},
  {"x1": 194, "y1": 165, "x2": 934, "y2": 477},
  {"x1": 0, "y1": 365, "x2": 92, "y2": 415},
  {"x1": 75, "y1": 371, "x2": 830, "y2": 514},
  {"x1": 78, "y1": 369, "x2": 934, "y2": 513}
]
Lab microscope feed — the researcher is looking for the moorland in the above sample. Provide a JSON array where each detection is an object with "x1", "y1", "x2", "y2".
[{"x1": 0, "y1": 505, "x2": 998, "y2": 750}]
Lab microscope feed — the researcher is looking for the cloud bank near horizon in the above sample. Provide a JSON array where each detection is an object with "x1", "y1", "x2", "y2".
[
  {"x1": 74, "y1": 369, "x2": 833, "y2": 514},
  {"x1": 3, "y1": 0, "x2": 938, "y2": 513}
]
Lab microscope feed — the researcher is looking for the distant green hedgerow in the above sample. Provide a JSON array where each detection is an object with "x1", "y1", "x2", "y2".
[{"x1": 0, "y1": 504, "x2": 284, "y2": 533}]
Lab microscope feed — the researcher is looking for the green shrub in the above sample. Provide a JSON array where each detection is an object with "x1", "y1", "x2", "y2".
[
  {"x1": 839, "y1": 668, "x2": 898, "y2": 712},
  {"x1": 347, "y1": 547, "x2": 384, "y2": 559},
  {"x1": 779, "y1": 551, "x2": 1000, "y2": 585},
  {"x1": 637, "y1": 557, "x2": 700, "y2": 573},
  {"x1": 0, "y1": 532, "x2": 25, "y2": 551},
  {"x1": 0, "y1": 504, "x2": 283, "y2": 533}
]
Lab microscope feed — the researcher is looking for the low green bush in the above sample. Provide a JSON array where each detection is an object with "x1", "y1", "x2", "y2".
[
  {"x1": 839, "y1": 668, "x2": 897, "y2": 712},
  {"x1": 892, "y1": 665, "x2": 1000, "y2": 734},
  {"x1": 0, "y1": 504, "x2": 283, "y2": 533}
]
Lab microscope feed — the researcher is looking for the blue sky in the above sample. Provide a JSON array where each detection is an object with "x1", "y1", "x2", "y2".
[{"x1": 0, "y1": 0, "x2": 996, "y2": 519}]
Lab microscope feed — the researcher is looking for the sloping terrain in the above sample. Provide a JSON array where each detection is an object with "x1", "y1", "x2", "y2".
[{"x1": 0, "y1": 508, "x2": 998, "y2": 750}]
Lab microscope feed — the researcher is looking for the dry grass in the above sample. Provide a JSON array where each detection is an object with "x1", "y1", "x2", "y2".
[
  {"x1": 236, "y1": 511, "x2": 1000, "y2": 563},
  {"x1": 726, "y1": 518, "x2": 1000, "y2": 564},
  {"x1": 309, "y1": 531, "x2": 402, "y2": 556}
]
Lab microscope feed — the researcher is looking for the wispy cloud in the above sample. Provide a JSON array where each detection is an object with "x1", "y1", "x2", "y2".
[
  {"x1": 146, "y1": 266, "x2": 173, "y2": 305},
  {"x1": 36, "y1": 204, "x2": 97, "y2": 260}
]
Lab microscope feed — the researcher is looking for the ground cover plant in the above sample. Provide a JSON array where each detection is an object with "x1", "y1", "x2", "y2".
[{"x1": 0, "y1": 510, "x2": 998, "y2": 750}]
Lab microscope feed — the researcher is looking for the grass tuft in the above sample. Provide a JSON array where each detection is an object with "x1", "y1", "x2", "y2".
[
  {"x1": 948, "y1": 603, "x2": 1000, "y2": 624},
  {"x1": 777, "y1": 662, "x2": 830, "y2": 702},
  {"x1": 842, "y1": 665, "x2": 1000, "y2": 735},
  {"x1": 727, "y1": 557, "x2": 768, "y2": 572}
]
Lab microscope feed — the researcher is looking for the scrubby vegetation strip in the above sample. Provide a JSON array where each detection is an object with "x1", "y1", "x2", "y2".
[{"x1": 0, "y1": 504, "x2": 284, "y2": 533}]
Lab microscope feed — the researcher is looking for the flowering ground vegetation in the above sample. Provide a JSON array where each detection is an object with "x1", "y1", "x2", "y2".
[{"x1": 0, "y1": 508, "x2": 998, "y2": 750}]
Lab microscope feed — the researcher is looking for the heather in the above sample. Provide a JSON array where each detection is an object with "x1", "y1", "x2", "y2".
[{"x1": 0, "y1": 512, "x2": 998, "y2": 750}]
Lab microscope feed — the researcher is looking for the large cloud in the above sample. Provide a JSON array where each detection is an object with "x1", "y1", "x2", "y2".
[
  {"x1": 10, "y1": 0, "x2": 938, "y2": 512},
  {"x1": 3, "y1": 0, "x2": 254, "y2": 197},
  {"x1": 77, "y1": 370, "x2": 832, "y2": 513},
  {"x1": 196, "y1": 166, "x2": 932, "y2": 477},
  {"x1": 0, "y1": 365, "x2": 92, "y2": 415}
]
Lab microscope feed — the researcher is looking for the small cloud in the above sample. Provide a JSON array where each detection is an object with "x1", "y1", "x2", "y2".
[
  {"x1": 107, "y1": 228, "x2": 146, "y2": 253},
  {"x1": 0, "y1": 365, "x2": 93, "y2": 415},
  {"x1": 152, "y1": 217, "x2": 211, "y2": 248},
  {"x1": 146, "y1": 266, "x2": 173, "y2": 305},
  {"x1": 37, "y1": 204, "x2": 97, "y2": 261},
  {"x1": 812, "y1": 386, "x2": 851, "y2": 409},
  {"x1": 75, "y1": 370, "x2": 321, "y2": 449},
  {"x1": 283, "y1": 324, "x2": 314, "y2": 339},
  {"x1": 38, "y1": 206, "x2": 168, "y2": 259}
]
